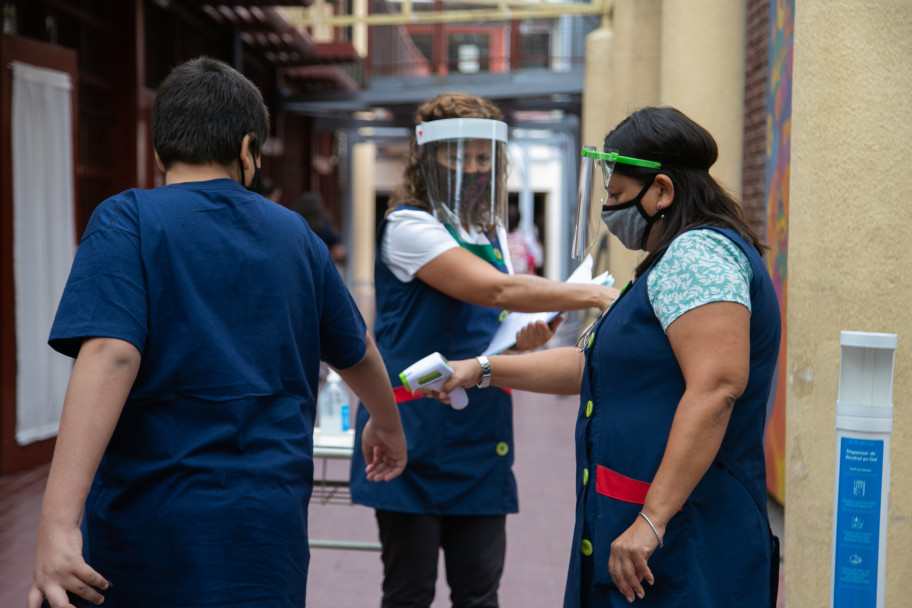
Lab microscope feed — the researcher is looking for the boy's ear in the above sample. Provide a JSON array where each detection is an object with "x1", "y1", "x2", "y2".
[
  {"x1": 240, "y1": 134, "x2": 256, "y2": 171},
  {"x1": 153, "y1": 150, "x2": 166, "y2": 173}
]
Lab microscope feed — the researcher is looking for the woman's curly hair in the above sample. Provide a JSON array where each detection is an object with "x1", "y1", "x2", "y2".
[{"x1": 389, "y1": 92, "x2": 504, "y2": 214}]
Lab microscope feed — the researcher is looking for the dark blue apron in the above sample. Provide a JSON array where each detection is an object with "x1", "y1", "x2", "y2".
[
  {"x1": 565, "y1": 227, "x2": 781, "y2": 607},
  {"x1": 350, "y1": 206, "x2": 519, "y2": 515}
]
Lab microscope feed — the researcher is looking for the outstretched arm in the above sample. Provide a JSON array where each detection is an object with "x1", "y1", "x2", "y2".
[
  {"x1": 437, "y1": 346, "x2": 585, "y2": 401},
  {"x1": 416, "y1": 246, "x2": 617, "y2": 313},
  {"x1": 335, "y1": 333, "x2": 407, "y2": 481},
  {"x1": 28, "y1": 337, "x2": 139, "y2": 608}
]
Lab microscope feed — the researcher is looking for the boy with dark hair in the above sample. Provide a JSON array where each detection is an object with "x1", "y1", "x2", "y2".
[
  {"x1": 151, "y1": 56, "x2": 270, "y2": 180},
  {"x1": 28, "y1": 56, "x2": 406, "y2": 608}
]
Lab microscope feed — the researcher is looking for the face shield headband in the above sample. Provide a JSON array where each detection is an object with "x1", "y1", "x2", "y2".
[
  {"x1": 416, "y1": 117, "x2": 508, "y2": 234},
  {"x1": 573, "y1": 147, "x2": 664, "y2": 259}
]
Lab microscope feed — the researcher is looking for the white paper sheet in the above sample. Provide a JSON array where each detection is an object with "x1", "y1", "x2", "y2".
[{"x1": 481, "y1": 255, "x2": 613, "y2": 356}]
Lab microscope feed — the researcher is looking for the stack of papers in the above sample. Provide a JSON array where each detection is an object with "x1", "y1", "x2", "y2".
[{"x1": 481, "y1": 255, "x2": 613, "y2": 356}]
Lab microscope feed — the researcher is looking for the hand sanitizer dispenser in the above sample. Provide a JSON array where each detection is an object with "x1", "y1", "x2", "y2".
[{"x1": 831, "y1": 331, "x2": 897, "y2": 608}]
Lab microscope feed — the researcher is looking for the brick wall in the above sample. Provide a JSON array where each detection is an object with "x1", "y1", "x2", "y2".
[{"x1": 742, "y1": 0, "x2": 770, "y2": 237}]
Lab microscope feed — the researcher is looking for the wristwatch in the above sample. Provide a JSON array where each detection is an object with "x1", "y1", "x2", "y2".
[{"x1": 475, "y1": 356, "x2": 492, "y2": 388}]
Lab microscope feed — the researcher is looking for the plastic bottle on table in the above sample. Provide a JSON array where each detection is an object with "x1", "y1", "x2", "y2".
[{"x1": 317, "y1": 369, "x2": 350, "y2": 436}]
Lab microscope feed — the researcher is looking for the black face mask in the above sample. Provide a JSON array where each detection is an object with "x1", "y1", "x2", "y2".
[
  {"x1": 434, "y1": 162, "x2": 492, "y2": 212},
  {"x1": 239, "y1": 152, "x2": 262, "y2": 194},
  {"x1": 600, "y1": 178, "x2": 658, "y2": 250}
]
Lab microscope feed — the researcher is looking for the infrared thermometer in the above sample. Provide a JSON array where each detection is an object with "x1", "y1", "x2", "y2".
[{"x1": 399, "y1": 352, "x2": 469, "y2": 410}]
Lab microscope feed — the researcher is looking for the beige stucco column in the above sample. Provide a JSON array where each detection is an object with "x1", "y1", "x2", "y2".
[
  {"x1": 660, "y1": 0, "x2": 745, "y2": 199},
  {"x1": 584, "y1": 0, "x2": 745, "y2": 283},
  {"x1": 582, "y1": 0, "x2": 662, "y2": 283},
  {"x1": 787, "y1": 3, "x2": 912, "y2": 606},
  {"x1": 352, "y1": 140, "x2": 377, "y2": 329}
]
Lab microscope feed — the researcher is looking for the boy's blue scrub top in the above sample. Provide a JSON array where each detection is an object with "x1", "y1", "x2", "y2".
[{"x1": 49, "y1": 179, "x2": 366, "y2": 608}]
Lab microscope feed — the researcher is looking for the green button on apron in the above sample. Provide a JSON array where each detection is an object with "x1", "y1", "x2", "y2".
[
  {"x1": 581, "y1": 539, "x2": 593, "y2": 556},
  {"x1": 585, "y1": 400, "x2": 593, "y2": 417},
  {"x1": 582, "y1": 468, "x2": 589, "y2": 485},
  {"x1": 496, "y1": 441, "x2": 509, "y2": 456}
]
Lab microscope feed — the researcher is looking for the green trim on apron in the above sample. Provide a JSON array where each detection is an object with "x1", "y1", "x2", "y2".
[{"x1": 443, "y1": 223, "x2": 508, "y2": 272}]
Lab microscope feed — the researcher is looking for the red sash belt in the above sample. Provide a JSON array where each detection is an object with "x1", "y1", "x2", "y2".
[
  {"x1": 393, "y1": 385, "x2": 510, "y2": 403},
  {"x1": 595, "y1": 465, "x2": 651, "y2": 505},
  {"x1": 595, "y1": 465, "x2": 683, "y2": 511},
  {"x1": 393, "y1": 386, "x2": 420, "y2": 403}
]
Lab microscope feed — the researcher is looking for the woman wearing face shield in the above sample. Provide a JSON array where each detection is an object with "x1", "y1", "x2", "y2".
[
  {"x1": 349, "y1": 93, "x2": 618, "y2": 608},
  {"x1": 435, "y1": 106, "x2": 781, "y2": 607}
]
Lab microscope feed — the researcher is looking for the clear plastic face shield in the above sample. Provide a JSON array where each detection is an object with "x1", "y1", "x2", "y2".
[
  {"x1": 573, "y1": 147, "x2": 663, "y2": 260},
  {"x1": 416, "y1": 118, "x2": 508, "y2": 234}
]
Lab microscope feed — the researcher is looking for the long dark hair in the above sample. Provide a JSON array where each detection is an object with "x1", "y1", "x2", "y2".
[{"x1": 605, "y1": 107, "x2": 766, "y2": 278}]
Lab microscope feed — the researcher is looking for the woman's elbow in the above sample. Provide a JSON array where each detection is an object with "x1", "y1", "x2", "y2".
[
  {"x1": 715, "y1": 381, "x2": 745, "y2": 415},
  {"x1": 488, "y1": 276, "x2": 528, "y2": 310},
  {"x1": 709, "y1": 363, "x2": 748, "y2": 409},
  {"x1": 465, "y1": 279, "x2": 504, "y2": 309}
]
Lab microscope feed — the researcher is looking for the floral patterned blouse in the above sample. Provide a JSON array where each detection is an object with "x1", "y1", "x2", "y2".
[{"x1": 647, "y1": 228, "x2": 754, "y2": 331}]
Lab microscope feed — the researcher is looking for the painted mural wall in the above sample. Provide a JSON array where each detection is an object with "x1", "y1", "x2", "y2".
[{"x1": 763, "y1": 0, "x2": 792, "y2": 503}]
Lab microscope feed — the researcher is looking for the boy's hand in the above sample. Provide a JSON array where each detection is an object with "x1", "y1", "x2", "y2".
[
  {"x1": 361, "y1": 419, "x2": 407, "y2": 482},
  {"x1": 27, "y1": 521, "x2": 109, "y2": 608}
]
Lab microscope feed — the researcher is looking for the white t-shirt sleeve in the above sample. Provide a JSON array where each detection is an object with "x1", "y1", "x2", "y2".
[{"x1": 381, "y1": 209, "x2": 461, "y2": 282}]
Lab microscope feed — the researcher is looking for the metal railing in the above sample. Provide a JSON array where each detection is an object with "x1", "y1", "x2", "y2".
[{"x1": 367, "y1": 2, "x2": 599, "y2": 80}]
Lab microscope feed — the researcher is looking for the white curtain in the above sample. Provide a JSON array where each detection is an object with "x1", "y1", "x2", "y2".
[{"x1": 11, "y1": 61, "x2": 76, "y2": 445}]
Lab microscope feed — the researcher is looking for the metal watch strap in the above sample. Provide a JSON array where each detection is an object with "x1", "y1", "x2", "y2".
[{"x1": 476, "y1": 356, "x2": 492, "y2": 388}]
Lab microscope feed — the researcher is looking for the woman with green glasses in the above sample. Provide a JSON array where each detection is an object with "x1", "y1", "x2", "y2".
[{"x1": 434, "y1": 106, "x2": 781, "y2": 608}]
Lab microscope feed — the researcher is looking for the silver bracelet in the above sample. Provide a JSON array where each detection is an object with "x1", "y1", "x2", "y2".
[
  {"x1": 475, "y1": 356, "x2": 492, "y2": 388},
  {"x1": 638, "y1": 511, "x2": 664, "y2": 548}
]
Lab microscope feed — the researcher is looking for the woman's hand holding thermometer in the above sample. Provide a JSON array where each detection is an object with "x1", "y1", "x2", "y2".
[{"x1": 399, "y1": 352, "x2": 469, "y2": 409}]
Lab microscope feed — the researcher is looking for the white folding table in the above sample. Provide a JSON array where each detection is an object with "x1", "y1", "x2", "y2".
[{"x1": 309, "y1": 428, "x2": 382, "y2": 551}]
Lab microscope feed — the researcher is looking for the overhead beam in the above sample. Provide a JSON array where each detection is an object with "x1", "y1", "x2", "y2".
[
  {"x1": 281, "y1": 0, "x2": 610, "y2": 28},
  {"x1": 282, "y1": 68, "x2": 584, "y2": 119}
]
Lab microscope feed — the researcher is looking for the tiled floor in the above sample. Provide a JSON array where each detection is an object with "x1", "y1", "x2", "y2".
[
  {"x1": 0, "y1": 463, "x2": 47, "y2": 608},
  {"x1": 1, "y1": 390, "x2": 785, "y2": 607},
  {"x1": 304, "y1": 390, "x2": 580, "y2": 607}
]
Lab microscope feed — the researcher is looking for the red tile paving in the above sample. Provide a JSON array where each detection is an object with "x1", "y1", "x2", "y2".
[
  {"x1": 306, "y1": 391, "x2": 579, "y2": 608},
  {"x1": 0, "y1": 463, "x2": 47, "y2": 608},
  {"x1": 1, "y1": 390, "x2": 785, "y2": 607}
]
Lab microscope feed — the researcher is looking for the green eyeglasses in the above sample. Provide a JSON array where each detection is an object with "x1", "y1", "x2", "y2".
[
  {"x1": 581, "y1": 148, "x2": 662, "y2": 190},
  {"x1": 580, "y1": 148, "x2": 663, "y2": 169}
]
